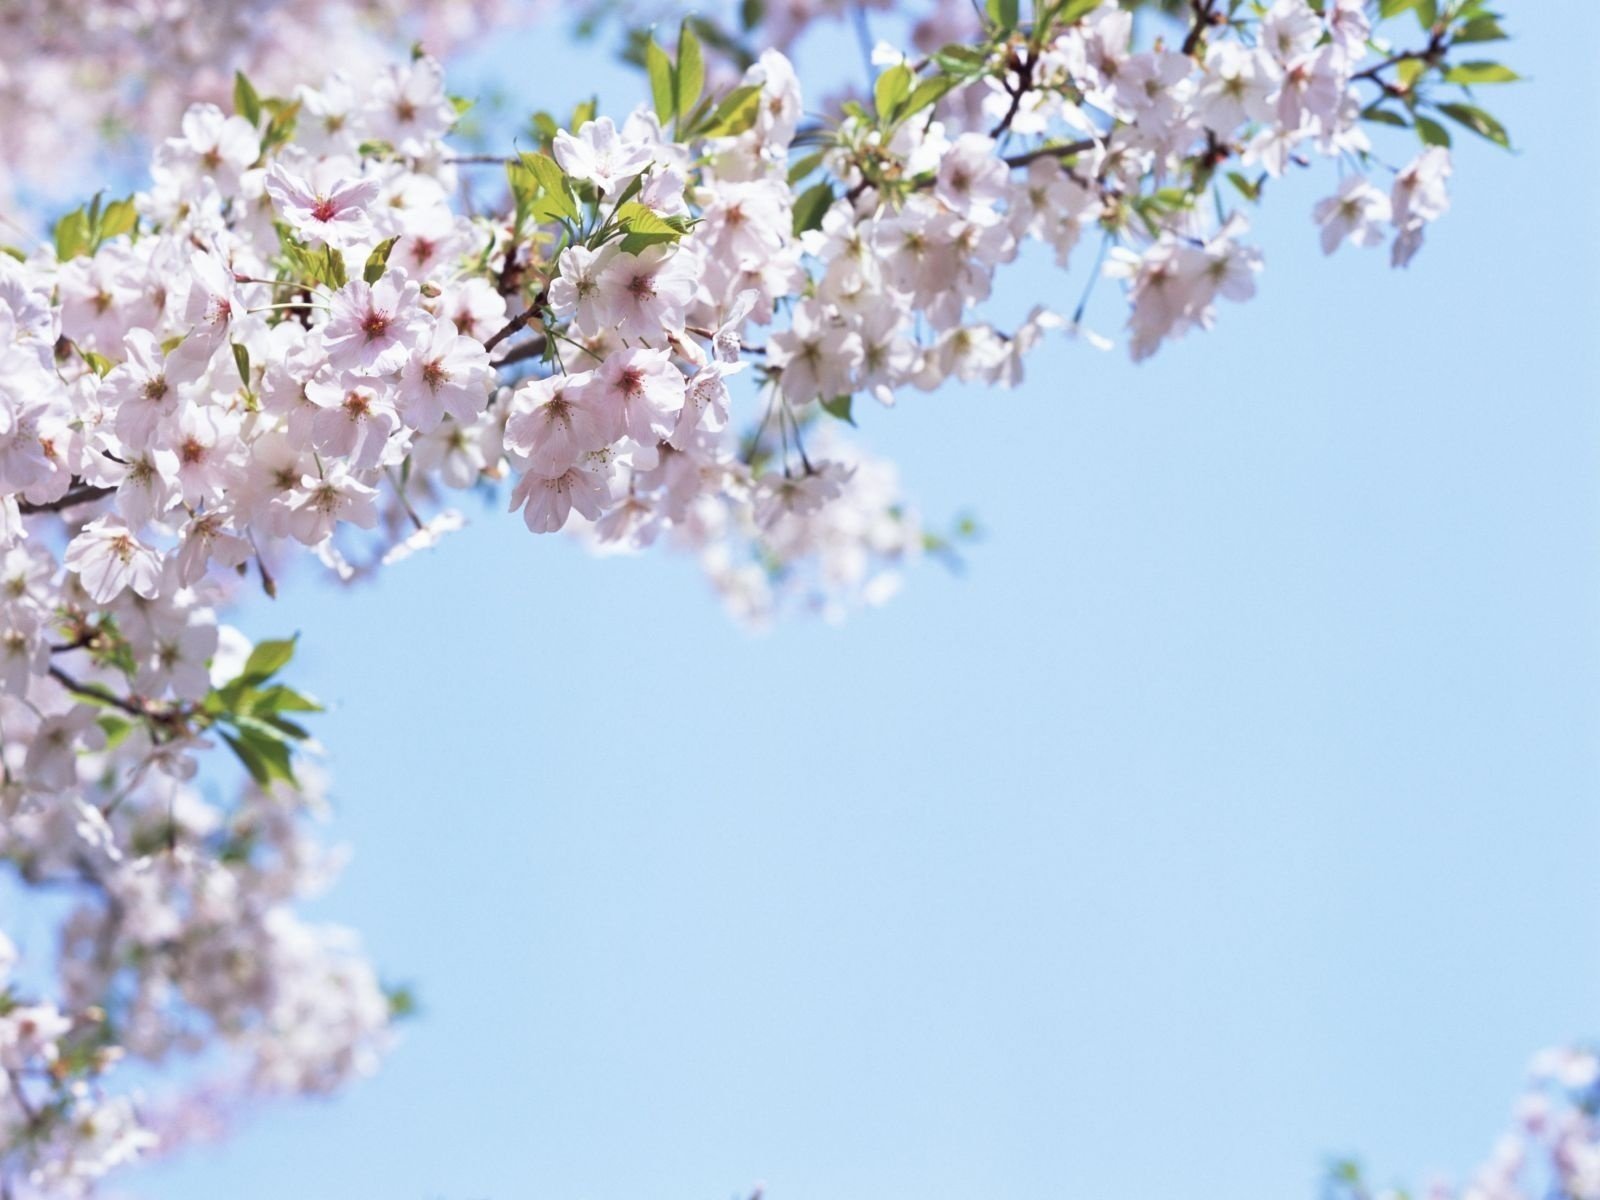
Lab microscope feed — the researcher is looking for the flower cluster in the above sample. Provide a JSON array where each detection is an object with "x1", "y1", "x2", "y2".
[
  {"x1": 0, "y1": 0, "x2": 1520, "y2": 1191},
  {"x1": 0, "y1": 615, "x2": 391, "y2": 1196},
  {"x1": 0, "y1": 0, "x2": 531, "y2": 214}
]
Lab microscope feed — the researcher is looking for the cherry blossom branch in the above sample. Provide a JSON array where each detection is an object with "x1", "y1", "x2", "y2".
[
  {"x1": 988, "y1": 48, "x2": 1037, "y2": 139},
  {"x1": 1182, "y1": 0, "x2": 1219, "y2": 57},
  {"x1": 16, "y1": 482, "x2": 116, "y2": 515}
]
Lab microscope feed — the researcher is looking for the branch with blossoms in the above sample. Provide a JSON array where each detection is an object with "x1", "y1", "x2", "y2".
[{"x1": 0, "y1": 0, "x2": 1527, "y2": 1192}]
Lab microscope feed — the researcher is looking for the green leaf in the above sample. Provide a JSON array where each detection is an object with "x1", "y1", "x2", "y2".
[
  {"x1": 932, "y1": 43, "x2": 990, "y2": 77},
  {"x1": 791, "y1": 181, "x2": 834, "y2": 236},
  {"x1": 1443, "y1": 61, "x2": 1519, "y2": 85},
  {"x1": 323, "y1": 244, "x2": 348, "y2": 288},
  {"x1": 985, "y1": 0, "x2": 1020, "y2": 30},
  {"x1": 1361, "y1": 105, "x2": 1409, "y2": 127},
  {"x1": 1414, "y1": 114, "x2": 1451, "y2": 146},
  {"x1": 675, "y1": 21, "x2": 705, "y2": 128},
  {"x1": 82, "y1": 350, "x2": 114, "y2": 377},
  {"x1": 238, "y1": 637, "x2": 297, "y2": 686},
  {"x1": 222, "y1": 728, "x2": 295, "y2": 786},
  {"x1": 902, "y1": 74, "x2": 959, "y2": 121},
  {"x1": 53, "y1": 207, "x2": 90, "y2": 261},
  {"x1": 1225, "y1": 171, "x2": 1261, "y2": 201},
  {"x1": 1414, "y1": 0, "x2": 1438, "y2": 28},
  {"x1": 517, "y1": 152, "x2": 578, "y2": 222},
  {"x1": 616, "y1": 202, "x2": 679, "y2": 238},
  {"x1": 645, "y1": 36, "x2": 675, "y2": 124},
  {"x1": 1437, "y1": 101, "x2": 1510, "y2": 147},
  {"x1": 363, "y1": 236, "x2": 399, "y2": 284},
  {"x1": 821, "y1": 394, "x2": 856, "y2": 425},
  {"x1": 787, "y1": 150, "x2": 827, "y2": 184},
  {"x1": 874, "y1": 62, "x2": 913, "y2": 124},
  {"x1": 1056, "y1": 0, "x2": 1102, "y2": 22},
  {"x1": 231, "y1": 342, "x2": 251, "y2": 387},
  {"x1": 699, "y1": 84, "x2": 763, "y2": 138},
  {"x1": 97, "y1": 197, "x2": 138, "y2": 243},
  {"x1": 261, "y1": 99, "x2": 301, "y2": 153},
  {"x1": 1377, "y1": 0, "x2": 1416, "y2": 16},
  {"x1": 614, "y1": 201, "x2": 683, "y2": 254},
  {"x1": 1454, "y1": 14, "x2": 1507, "y2": 43},
  {"x1": 255, "y1": 684, "x2": 324, "y2": 714},
  {"x1": 385, "y1": 983, "x2": 420, "y2": 1019},
  {"x1": 233, "y1": 71, "x2": 262, "y2": 127}
]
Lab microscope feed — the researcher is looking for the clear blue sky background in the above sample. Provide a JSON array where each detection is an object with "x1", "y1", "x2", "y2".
[{"x1": 127, "y1": 4, "x2": 1599, "y2": 1198}]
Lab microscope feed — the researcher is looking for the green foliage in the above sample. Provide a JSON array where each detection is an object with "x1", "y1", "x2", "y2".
[
  {"x1": 233, "y1": 71, "x2": 263, "y2": 127},
  {"x1": 820, "y1": 394, "x2": 856, "y2": 426},
  {"x1": 204, "y1": 636, "x2": 324, "y2": 789},
  {"x1": 1437, "y1": 100, "x2": 1510, "y2": 147},
  {"x1": 695, "y1": 84, "x2": 763, "y2": 138},
  {"x1": 508, "y1": 151, "x2": 579, "y2": 235},
  {"x1": 52, "y1": 193, "x2": 138, "y2": 260},
  {"x1": 363, "y1": 237, "x2": 399, "y2": 285},
  {"x1": 1443, "y1": 61, "x2": 1518, "y2": 85},
  {"x1": 614, "y1": 201, "x2": 688, "y2": 254},
  {"x1": 791, "y1": 181, "x2": 834, "y2": 236}
]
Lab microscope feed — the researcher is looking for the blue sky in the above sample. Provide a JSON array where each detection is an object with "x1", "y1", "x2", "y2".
[{"x1": 128, "y1": 4, "x2": 1600, "y2": 1198}]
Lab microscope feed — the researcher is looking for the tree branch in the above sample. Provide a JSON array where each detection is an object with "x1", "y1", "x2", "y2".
[{"x1": 17, "y1": 483, "x2": 115, "y2": 515}]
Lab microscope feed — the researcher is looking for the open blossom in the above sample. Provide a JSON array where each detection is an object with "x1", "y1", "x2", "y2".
[
  {"x1": 592, "y1": 348, "x2": 686, "y2": 445},
  {"x1": 509, "y1": 459, "x2": 614, "y2": 533},
  {"x1": 504, "y1": 371, "x2": 613, "y2": 476},
  {"x1": 363, "y1": 57, "x2": 457, "y2": 155},
  {"x1": 1314, "y1": 174, "x2": 1393, "y2": 254},
  {"x1": 322, "y1": 274, "x2": 428, "y2": 372},
  {"x1": 304, "y1": 374, "x2": 401, "y2": 470},
  {"x1": 548, "y1": 244, "x2": 617, "y2": 336},
  {"x1": 170, "y1": 251, "x2": 241, "y2": 376},
  {"x1": 288, "y1": 463, "x2": 380, "y2": 544},
  {"x1": 597, "y1": 244, "x2": 698, "y2": 341},
  {"x1": 265, "y1": 160, "x2": 382, "y2": 250},
  {"x1": 396, "y1": 319, "x2": 493, "y2": 431},
  {"x1": 155, "y1": 102, "x2": 260, "y2": 194},
  {"x1": 553, "y1": 117, "x2": 654, "y2": 193},
  {"x1": 63, "y1": 518, "x2": 163, "y2": 604},
  {"x1": 106, "y1": 329, "x2": 180, "y2": 450},
  {"x1": 768, "y1": 302, "x2": 864, "y2": 405},
  {"x1": 935, "y1": 134, "x2": 1011, "y2": 223}
]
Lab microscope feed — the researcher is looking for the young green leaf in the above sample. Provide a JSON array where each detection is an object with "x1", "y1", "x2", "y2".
[
  {"x1": 821, "y1": 394, "x2": 856, "y2": 425},
  {"x1": 645, "y1": 36, "x2": 675, "y2": 124},
  {"x1": 1443, "y1": 61, "x2": 1519, "y2": 85},
  {"x1": 53, "y1": 207, "x2": 90, "y2": 261},
  {"x1": 1414, "y1": 115, "x2": 1451, "y2": 146},
  {"x1": 517, "y1": 151, "x2": 578, "y2": 222},
  {"x1": 363, "y1": 236, "x2": 399, "y2": 284},
  {"x1": 699, "y1": 84, "x2": 763, "y2": 138},
  {"x1": 238, "y1": 637, "x2": 297, "y2": 686},
  {"x1": 97, "y1": 197, "x2": 138, "y2": 243},
  {"x1": 675, "y1": 22, "x2": 706, "y2": 127},
  {"x1": 1437, "y1": 101, "x2": 1510, "y2": 147},
  {"x1": 985, "y1": 0, "x2": 1020, "y2": 31},
  {"x1": 233, "y1": 71, "x2": 262, "y2": 127},
  {"x1": 792, "y1": 181, "x2": 834, "y2": 236},
  {"x1": 874, "y1": 62, "x2": 913, "y2": 124}
]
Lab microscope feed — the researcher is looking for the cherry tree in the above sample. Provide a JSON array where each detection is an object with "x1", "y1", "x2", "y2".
[{"x1": 0, "y1": 0, "x2": 1556, "y2": 1195}]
